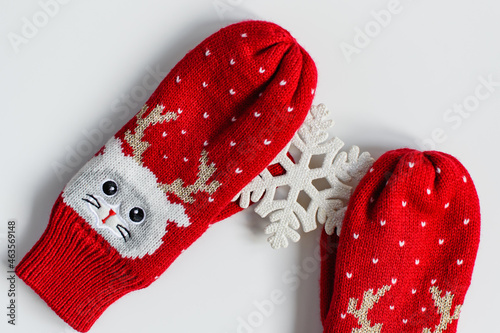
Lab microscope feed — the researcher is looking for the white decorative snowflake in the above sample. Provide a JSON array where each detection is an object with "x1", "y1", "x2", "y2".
[{"x1": 232, "y1": 104, "x2": 374, "y2": 249}]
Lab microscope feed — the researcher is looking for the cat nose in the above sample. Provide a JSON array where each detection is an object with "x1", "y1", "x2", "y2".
[{"x1": 102, "y1": 208, "x2": 117, "y2": 225}]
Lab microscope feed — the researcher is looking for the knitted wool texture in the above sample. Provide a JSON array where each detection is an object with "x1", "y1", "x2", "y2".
[
  {"x1": 321, "y1": 149, "x2": 480, "y2": 333},
  {"x1": 16, "y1": 20, "x2": 317, "y2": 332}
]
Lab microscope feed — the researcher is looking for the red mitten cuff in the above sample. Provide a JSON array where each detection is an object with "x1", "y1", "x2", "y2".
[{"x1": 15, "y1": 196, "x2": 144, "y2": 330}]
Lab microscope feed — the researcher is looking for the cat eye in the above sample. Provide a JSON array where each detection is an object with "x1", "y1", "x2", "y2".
[
  {"x1": 102, "y1": 180, "x2": 118, "y2": 197},
  {"x1": 129, "y1": 207, "x2": 145, "y2": 223}
]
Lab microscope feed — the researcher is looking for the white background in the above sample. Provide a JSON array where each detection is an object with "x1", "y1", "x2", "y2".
[{"x1": 1, "y1": 0, "x2": 499, "y2": 332}]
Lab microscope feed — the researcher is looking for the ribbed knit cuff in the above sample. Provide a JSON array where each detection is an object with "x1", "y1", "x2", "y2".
[{"x1": 16, "y1": 195, "x2": 143, "y2": 332}]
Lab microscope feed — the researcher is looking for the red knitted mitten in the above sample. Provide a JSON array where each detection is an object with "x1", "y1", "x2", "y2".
[
  {"x1": 321, "y1": 149, "x2": 480, "y2": 333},
  {"x1": 16, "y1": 20, "x2": 317, "y2": 332}
]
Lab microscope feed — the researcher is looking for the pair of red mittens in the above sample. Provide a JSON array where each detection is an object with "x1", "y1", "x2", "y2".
[{"x1": 321, "y1": 149, "x2": 480, "y2": 332}]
